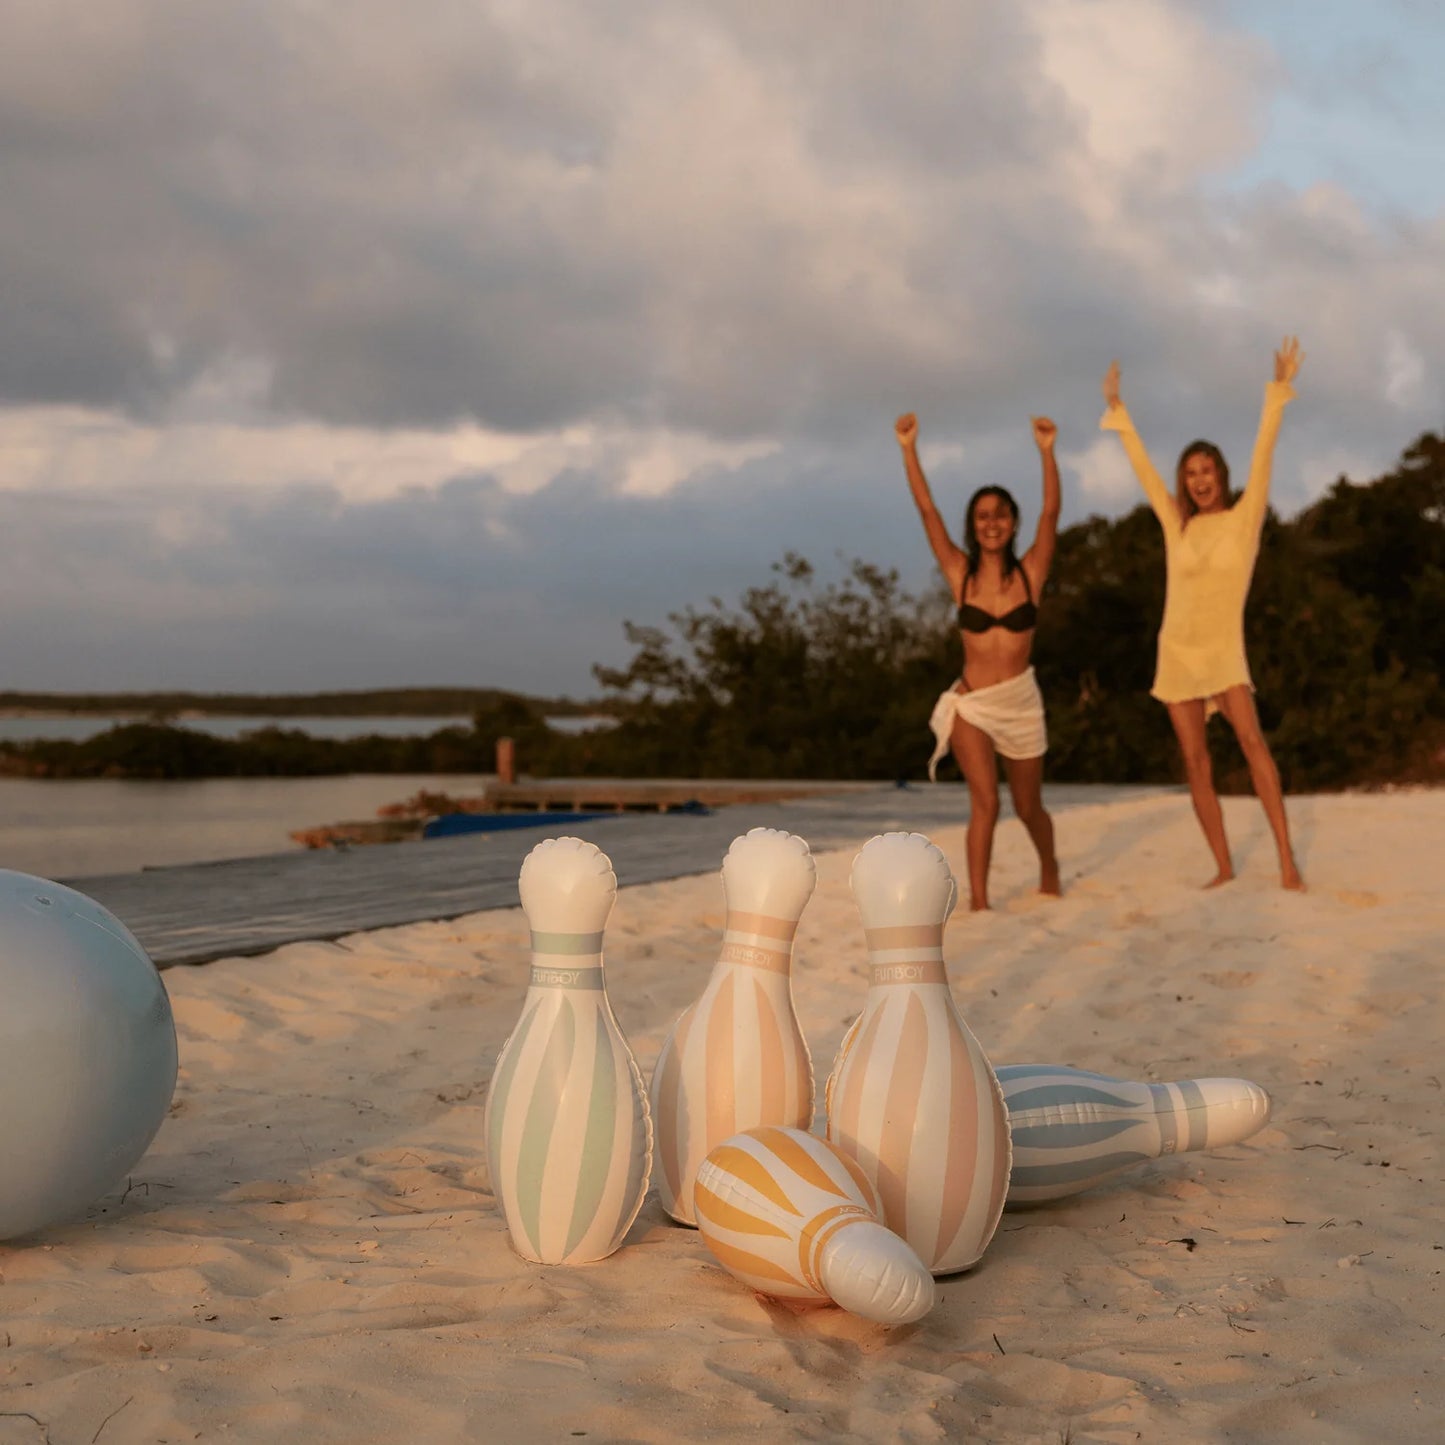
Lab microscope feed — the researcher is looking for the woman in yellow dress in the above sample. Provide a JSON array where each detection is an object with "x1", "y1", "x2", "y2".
[
  {"x1": 897, "y1": 411, "x2": 1062, "y2": 910},
  {"x1": 1100, "y1": 337, "x2": 1305, "y2": 890}
]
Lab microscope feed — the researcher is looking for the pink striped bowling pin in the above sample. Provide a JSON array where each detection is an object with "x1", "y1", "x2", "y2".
[
  {"x1": 650, "y1": 828, "x2": 815, "y2": 1225},
  {"x1": 694, "y1": 1126, "x2": 934, "y2": 1325},
  {"x1": 826, "y1": 832, "x2": 1011, "y2": 1275},
  {"x1": 484, "y1": 837, "x2": 652, "y2": 1264}
]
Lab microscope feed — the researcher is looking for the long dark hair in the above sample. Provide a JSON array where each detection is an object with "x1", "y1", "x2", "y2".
[
  {"x1": 1176, "y1": 440, "x2": 1231, "y2": 524},
  {"x1": 962, "y1": 485, "x2": 1022, "y2": 585}
]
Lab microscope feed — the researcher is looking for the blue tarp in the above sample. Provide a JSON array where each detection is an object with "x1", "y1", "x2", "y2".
[
  {"x1": 422, "y1": 799, "x2": 712, "y2": 840},
  {"x1": 422, "y1": 811, "x2": 614, "y2": 839}
]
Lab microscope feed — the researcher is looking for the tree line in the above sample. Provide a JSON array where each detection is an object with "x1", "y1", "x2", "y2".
[
  {"x1": 0, "y1": 686, "x2": 594, "y2": 718},
  {"x1": 559, "y1": 431, "x2": 1444, "y2": 793},
  {"x1": 4, "y1": 433, "x2": 1440, "y2": 790}
]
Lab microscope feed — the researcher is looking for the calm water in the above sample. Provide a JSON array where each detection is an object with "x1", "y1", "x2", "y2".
[
  {"x1": 0, "y1": 773, "x2": 498, "y2": 881},
  {"x1": 0, "y1": 715, "x2": 473, "y2": 743},
  {"x1": 0, "y1": 714, "x2": 614, "y2": 742}
]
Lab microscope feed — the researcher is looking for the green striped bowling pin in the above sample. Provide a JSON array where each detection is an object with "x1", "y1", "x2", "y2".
[
  {"x1": 826, "y1": 833, "x2": 1011, "y2": 1276},
  {"x1": 650, "y1": 828, "x2": 817, "y2": 1226},
  {"x1": 999, "y1": 1065, "x2": 1272, "y2": 1206},
  {"x1": 484, "y1": 837, "x2": 652, "y2": 1265}
]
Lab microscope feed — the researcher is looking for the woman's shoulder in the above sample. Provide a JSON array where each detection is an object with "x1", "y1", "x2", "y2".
[{"x1": 1017, "y1": 549, "x2": 1049, "y2": 592}]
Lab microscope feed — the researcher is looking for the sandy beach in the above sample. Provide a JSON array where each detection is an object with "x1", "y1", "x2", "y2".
[{"x1": 2, "y1": 786, "x2": 1442, "y2": 1444}]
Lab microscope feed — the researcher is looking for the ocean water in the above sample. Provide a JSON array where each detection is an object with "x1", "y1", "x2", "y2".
[
  {"x1": 0, "y1": 773, "x2": 498, "y2": 882},
  {"x1": 0, "y1": 714, "x2": 614, "y2": 743},
  {"x1": 0, "y1": 715, "x2": 474, "y2": 743}
]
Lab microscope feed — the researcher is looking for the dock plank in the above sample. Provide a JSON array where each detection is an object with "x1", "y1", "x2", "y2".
[{"x1": 66, "y1": 784, "x2": 1167, "y2": 967}]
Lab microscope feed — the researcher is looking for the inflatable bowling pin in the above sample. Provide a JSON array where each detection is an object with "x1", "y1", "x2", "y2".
[
  {"x1": 484, "y1": 837, "x2": 652, "y2": 1264},
  {"x1": 998, "y1": 1065, "x2": 1272, "y2": 1206},
  {"x1": 826, "y1": 832, "x2": 1010, "y2": 1276},
  {"x1": 650, "y1": 828, "x2": 816, "y2": 1225},
  {"x1": 694, "y1": 1127, "x2": 934, "y2": 1325}
]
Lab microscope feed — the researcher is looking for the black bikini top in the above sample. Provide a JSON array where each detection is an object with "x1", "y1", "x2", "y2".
[{"x1": 957, "y1": 567, "x2": 1037, "y2": 634}]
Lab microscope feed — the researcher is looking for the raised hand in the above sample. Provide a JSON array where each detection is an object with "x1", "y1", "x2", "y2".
[
  {"x1": 1274, "y1": 335, "x2": 1304, "y2": 385},
  {"x1": 895, "y1": 413, "x2": 919, "y2": 449},
  {"x1": 1102, "y1": 360, "x2": 1122, "y2": 411},
  {"x1": 1031, "y1": 416, "x2": 1058, "y2": 451}
]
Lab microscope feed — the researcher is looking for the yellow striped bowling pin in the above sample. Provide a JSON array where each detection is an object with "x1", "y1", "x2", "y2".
[
  {"x1": 483, "y1": 837, "x2": 652, "y2": 1264},
  {"x1": 650, "y1": 828, "x2": 816, "y2": 1225},
  {"x1": 694, "y1": 1126, "x2": 934, "y2": 1325},
  {"x1": 999, "y1": 1064, "x2": 1272, "y2": 1206},
  {"x1": 826, "y1": 833, "x2": 1010, "y2": 1276}
]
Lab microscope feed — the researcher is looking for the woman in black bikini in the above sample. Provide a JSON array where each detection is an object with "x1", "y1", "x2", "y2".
[{"x1": 896, "y1": 412, "x2": 1062, "y2": 910}]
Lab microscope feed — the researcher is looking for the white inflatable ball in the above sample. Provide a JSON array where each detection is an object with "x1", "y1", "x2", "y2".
[{"x1": 0, "y1": 870, "x2": 178, "y2": 1240}]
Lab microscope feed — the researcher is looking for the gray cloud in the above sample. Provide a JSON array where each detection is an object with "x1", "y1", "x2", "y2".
[
  {"x1": 0, "y1": 1, "x2": 1440, "y2": 693},
  {"x1": 0, "y1": 456, "x2": 902, "y2": 693},
  {"x1": 0, "y1": 0, "x2": 1268, "y2": 435}
]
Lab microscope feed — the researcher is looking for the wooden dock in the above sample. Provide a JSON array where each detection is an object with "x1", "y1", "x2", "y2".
[
  {"x1": 480, "y1": 777, "x2": 880, "y2": 811},
  {"x1": 288, "y1": 778, "x2": 880, "y2": 848},
  {"x1": 68, "y1": 782, "x2": 1168, "y2": 968}
]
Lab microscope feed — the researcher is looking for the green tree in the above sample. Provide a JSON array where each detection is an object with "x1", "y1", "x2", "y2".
[{"x1": 590, "y1": 554, "x2": 952, "y2": 780}]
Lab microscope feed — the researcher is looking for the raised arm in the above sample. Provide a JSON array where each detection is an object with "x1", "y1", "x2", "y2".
[
  {"x1": 895, "y1": 413, "x2": 966, "y2": 601},
  {"x1": 1099, "y1": 361, "x2": 1180, "y2": 539},
  {"x1": 1236, "y1": 335, "x2": 1302, "y2": 534},
  {"x1": 1022, "y1": 416, "x2": 1062, "y2": 590}
]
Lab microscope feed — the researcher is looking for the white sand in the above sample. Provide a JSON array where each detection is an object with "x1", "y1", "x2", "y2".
[{"x1": 2, "y1": 788, "x2": 1442, "y2": 1443}]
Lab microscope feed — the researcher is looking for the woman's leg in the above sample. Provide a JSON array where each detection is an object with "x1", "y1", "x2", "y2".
[
  {"x1": 951, "y1": 716, "x2": 1000, "y2": 910},
  {"x1": 1215, "y1": 685, "x2": 1305, "y2": 890},
  {"x1": 1166, "y1": 699, "x2": 1234, "y2": 886},
  {"x1": 1002, "y1": 755, "x2": 1061, "y2": 896}
]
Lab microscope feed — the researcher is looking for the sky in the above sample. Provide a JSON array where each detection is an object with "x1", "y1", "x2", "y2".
[{"x1": 1, "y1": 0, "x2": 1441, "y2": 699}]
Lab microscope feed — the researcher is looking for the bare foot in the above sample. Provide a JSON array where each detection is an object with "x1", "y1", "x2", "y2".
[
  {"x1": 1039, "y1": 859, "x2": 1062, "y2": 897},
  {"x1": 970, "y1": 898, "x2": 990, "y2": 912},
  {"x1": 1281, "y1": 858, "x2": 1306, "y2": 891},
  {"x1": 1203, "y1": 870, "x2": 1234, "y2": 889}
]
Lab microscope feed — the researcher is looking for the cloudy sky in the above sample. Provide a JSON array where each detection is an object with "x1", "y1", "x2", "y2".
[{"x1": 1, "y1": 0, "x2": 1440, "y2": 698}]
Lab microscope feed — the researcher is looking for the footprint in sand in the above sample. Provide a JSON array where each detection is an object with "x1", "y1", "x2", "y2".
[
  {"x1": 1200, "y1": 969, "x2": 1258, "y2": 989},
  {"x1": 1330, "y1": 889, "x2": 1380, "y2": 908}
]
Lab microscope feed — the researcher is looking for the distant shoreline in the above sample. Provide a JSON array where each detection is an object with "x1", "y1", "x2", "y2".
[
  {"x1": 0, "y1": 707, "x2": 478, "y2": 720},
  {"x1": 0, "y1": 686, "x2": 612, "y2": 720}
]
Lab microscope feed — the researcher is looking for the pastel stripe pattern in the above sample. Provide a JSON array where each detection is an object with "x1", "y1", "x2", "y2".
[
  {"x1": 650, "y1": 829, "x2": 817, "y2": 1225},
  {"x1": 826, "y1": 833, "x2": 1011, "y2": 1277},
  {"x1": 694, "y1": 1127, "x2": 934, "y2": 1325},
  {"x1": 998, "y1": 1065, "x2": 1272, "y2": 1206},
  {"x1": 484, "y1": 838, "x2": 652, "y2": 1265}
]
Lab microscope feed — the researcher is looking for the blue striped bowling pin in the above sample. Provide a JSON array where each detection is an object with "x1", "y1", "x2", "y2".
[
  {"x1": 826, "y1": 833, "x2": 1011, "y2": 1276},
  {"x1": 999, "y1": 1065, "x2": 1272, "y2": 1206},
  {"x1": 484, "y1": 837, "x2": 652, "y2": 1264},
  {"x1": 694, "y1": 1127, "x2": 934, "y2": 1325},
  {"x1": 650, "y1": 828, "x2": 816, "y2": 1225}
]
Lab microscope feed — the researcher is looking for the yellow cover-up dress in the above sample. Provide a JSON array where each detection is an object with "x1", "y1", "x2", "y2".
[{"x1": 1100, "y1": 381, "x2": 1295, "y2": 706}]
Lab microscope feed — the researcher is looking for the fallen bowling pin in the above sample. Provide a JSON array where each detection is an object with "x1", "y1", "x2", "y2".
[
  {"x1": 484, "y1": 837, "x2": 652, "y2": 1264},
  {"x1": 694, "y1": 1126, "x2": 934, "y2": 1325},
  {"x1": 826, "y1": 832, "x2": 1010, "y2": 1276},
  {"x1": 998, "y1": 1065, "x2": 1272, "y2": 1206},
  {"x1": 650, "y1": 828, "x2": 816, "y2": 1225}
]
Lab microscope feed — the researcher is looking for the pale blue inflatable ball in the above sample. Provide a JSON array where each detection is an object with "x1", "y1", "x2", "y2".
[{"x1": 0, "y1": 870, "x2": 178, "y2": 1240}]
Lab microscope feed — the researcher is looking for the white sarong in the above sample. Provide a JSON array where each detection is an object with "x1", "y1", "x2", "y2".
[{"x1": 928, "y1": 666, "x2": 1048, "y2": 778}]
